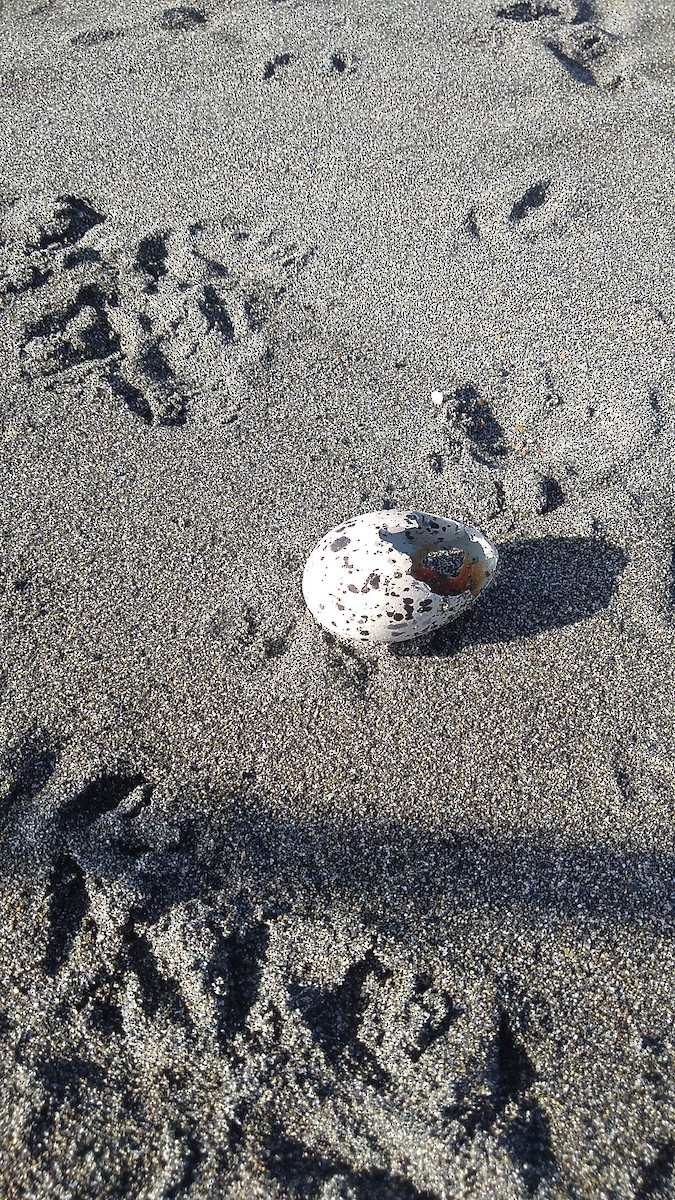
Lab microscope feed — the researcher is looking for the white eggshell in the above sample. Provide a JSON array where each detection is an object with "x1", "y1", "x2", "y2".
[{"x1": 302, "y1": 510, "x2": 498, "y2": 645}]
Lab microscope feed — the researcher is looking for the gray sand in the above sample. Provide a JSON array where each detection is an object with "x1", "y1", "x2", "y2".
[{"x1": 1, "y1": 0, "x2": 675, "y2": 1196}]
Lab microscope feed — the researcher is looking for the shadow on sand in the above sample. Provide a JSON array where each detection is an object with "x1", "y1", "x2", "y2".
[{"x1": 395, "y1": 535, "x2": 627, "y2": 658}]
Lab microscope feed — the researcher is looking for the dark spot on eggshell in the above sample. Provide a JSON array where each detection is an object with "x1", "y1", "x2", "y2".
[
  {"x1": 419, "y1": 598, "x2": 433, "y2": 613},
  {"x1": 348, "y1": 584, "x2": 359, "y2": 594},
  {"x1": 366, "y1": 572, "x2": 381, "y2": 589},
  {"x1": 331, "y1": 536, "x2": 350, "y2": 552}
]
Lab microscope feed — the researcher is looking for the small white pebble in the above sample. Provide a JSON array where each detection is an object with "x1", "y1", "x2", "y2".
[{"x1": 430, "y1": 389, "x2": 446, "y2": 407}]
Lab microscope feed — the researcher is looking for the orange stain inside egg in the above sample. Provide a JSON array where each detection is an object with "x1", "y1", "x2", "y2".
[{"x1": 411, "y1": 555, "x2": 483, "y2": 597}]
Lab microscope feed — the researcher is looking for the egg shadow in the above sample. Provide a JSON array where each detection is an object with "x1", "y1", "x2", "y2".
[{"x1": 394, "y1": 535, "x2": 627, "y2": 658}]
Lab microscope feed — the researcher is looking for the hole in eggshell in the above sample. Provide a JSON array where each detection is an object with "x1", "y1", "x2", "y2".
[
  {"x1": 411, "y1": 550, "x2": 484, "y2": 598},
  {"x1": 424, "y1": 550, "x2": 464, "y2": 576}
]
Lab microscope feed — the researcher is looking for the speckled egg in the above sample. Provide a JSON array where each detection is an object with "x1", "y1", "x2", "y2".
[{"x1": 302, "y1": 510, "x2": 498, "y2": 644}]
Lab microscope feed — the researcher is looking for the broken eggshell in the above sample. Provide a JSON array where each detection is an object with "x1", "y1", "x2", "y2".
[{"x1": 302, "y1": 510, "x2": 498, "y2": 645}]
